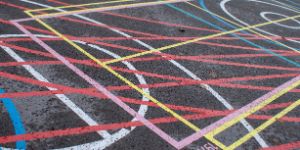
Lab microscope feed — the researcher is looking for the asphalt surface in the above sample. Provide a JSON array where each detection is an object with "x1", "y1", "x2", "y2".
[{"x1": 1, "y1": 0, "x2": 300, "y2": 149}]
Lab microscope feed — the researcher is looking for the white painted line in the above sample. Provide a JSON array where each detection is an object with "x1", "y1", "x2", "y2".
[{"x1": 1, "y1": 37, "x2": 111, "y2": 138}]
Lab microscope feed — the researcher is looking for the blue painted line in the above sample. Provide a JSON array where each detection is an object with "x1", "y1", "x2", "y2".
[
  {"x1": 0, "y1": 89, "x2": 26, "y2": 149},
  {"x1": 165, "y1": 2, "x2": 300, "y2": 67},
  {"x1": 199, "y1": 0, "x2": 250, "y2": 35},
  {"x1": 198, "y1": 0, "x2": 250, "y2": 35}
]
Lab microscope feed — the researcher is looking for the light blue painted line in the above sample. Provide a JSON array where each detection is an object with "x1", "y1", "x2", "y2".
[
  {"x1": 198, "y1": 0, "x2": 250, "y2": 35},
  {"x1": 0, "y1": 89, "x2": 26, "y2": 149},
  {"x1": 165, "y1": 3, "x2": 300, "y2": 67}
]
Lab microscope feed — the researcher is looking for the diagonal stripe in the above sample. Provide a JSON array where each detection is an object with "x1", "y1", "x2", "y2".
[{"x1": 226, "y1": 97, "x2": 300, "y2": 149}]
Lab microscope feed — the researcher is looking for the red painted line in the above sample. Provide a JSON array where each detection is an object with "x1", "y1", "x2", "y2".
[
  {"x1": 2, "y1": 83, "x2": 300, "y2": 124},
  {"x1": 1, "y1": 43, "x2": 299, "y2": 81},
  {"x1": 1, "y1": 42, "x2": 88, "y2": 63},
  {"x1": 263, "y1": 102, "x2": 293, "y2": 110},
  {"x1": 82, "y1": 40, "x2": 300, "y2": 71},
  {"x1": 102, "y1": 11, "x2": 250, "y2": 37},
  {"x1": 0, "y1": 88, "x2": 89, "y2": 101},
  {"x1": 2, "y1": 0, "x2": 300, "y2": 48},
  {"x1": 215, "y1": 82, "x2": 300, "y2": 92},
  {"x1": 70, "y1": 38, "x2": 300, "y2": 71},
  {"x1": 2, "y1": 87, "x2": 300, "y2": 123},
  {"x1": 1, "y1": 47, "x2": 299, "y2": 93},
  {"x1": 104, "y1": 74, "x2": 299, "y2": 91},
  {"x1": 0, "y1": 90, "x2": 87, "y2": 99},
  {"x1": 194, "y1": 40, "x2": 296, "y2": 54},
  {"x1": 0, "y1": 59, "x2": 297, "y2": 93},
  {"x1": 75, "y1": 35, "x2": 300, "y2": 41},
  {"x1": 0, "y1": 58, "x2": 298, "y2": 84},
  {"x1": 98, "y1": 53, "x2": 300, "y2": 62},
  {"x1": 58, "y1": 16, "x2": 161, "y2": 37},
  {"x1": 0, "y1": 1, "x2": 29, "y2": 10},
  {"x1": 0, "y1": 18, "x2": 55, "y2": 36},
  {"x1": 47, "y1": 0, "x2": 245, "y2": 37},
  {"x1": 3, "y1": 41, "x2": 297, "y2": 61},
  {"x1": 194, "y1": 58, "x2": 300, "y2": 72},
  {"x1": 0, "y1": 18, "x2": 14, "y2": 24},
  {"x1": 4, "y1": 32, "x2": 300, "y2": 47},
  {"x1": 0, "y1": 42, "x2": 58, "y2": 58},
  {"x1": 0, "y1": 60, "x2": 297, "y2": 138},
  {"x1": 79, "y1": 36, "x2": 298, "y2": 55},
  {"x1": 3, "y1": 40, "x2": 299, "y2": 68},
  {"x1": 0, "y1": 60, "x2": 61, "y2": 67},
  {"x1": 82, "y1": 37, "x2": 297, "y2": 56},
  {"x1": 21, "y1": 25, "x2": 55, "y2": 35},
  {"x1": 99, "y1": 11, "x2": 300, "y2": 42},
  {"x1": 52, "y1": 16, "x2": 300, "y2": 57},
  {"x1": 47, "y1": 0, "x2": 66, "y2": 5},
  {"x1": 109, "y1": 66, "x2": 299, "y2": 87},
  {"x1": 261, "y1": 141, "x2": 300, "y2": 150},
  {"x1": 0, "y1": 106, "x2": 298, "y2": 144},
  {"x1": 0, "y1": 71, "x2": 91, "y2": 95},
  {"x1": 2, "y1": 17, "x2": 298, "y2": 64},
  {"x1": 2, "y1": 44, "x2": 299, "y2": 94},
  {"x1": 0, "y1": 46, "x2": 192, "y2": 83},
  {"x1": 0, "y1": 69, "x2": 298, "y2": 114},
  {"x1": 0, "y1": 36, "x2": 287, "y2": 42},
  {"x1": 30, "y1": 7, "x2": 299, "y2": 74},
  {"x1": 0, "y1": 68, "x2": 299, "y2": 119},
  {"x1": 96, "y1": 10, "x2": 300, "y2": 46}
]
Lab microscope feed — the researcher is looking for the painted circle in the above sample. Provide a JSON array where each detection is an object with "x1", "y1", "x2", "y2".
[
  {"x1": 220, "y1": 0, "x2": 300, "y2": 37},
  {"x1": 260, "y1": 11, "x2": 300, "y2": 29}
]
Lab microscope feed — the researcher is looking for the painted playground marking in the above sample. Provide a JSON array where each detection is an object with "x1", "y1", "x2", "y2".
[
  {"x1": 20, "y1": 0, "x2": 270, "y2": 148},
  {"x1": 1, "y1": 0, "x2": 299, "y2": 149}
]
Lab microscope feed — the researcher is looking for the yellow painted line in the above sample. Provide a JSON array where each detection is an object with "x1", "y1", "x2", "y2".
[
  {"x1": 225, "y1": 97, "x2": 300, "y2": 150},
  {"x1": 29, "y1": 0, "x2": 187, "y2": 19},
  {"x1": 26, "y1": 0, "x2": 135, "y2": 13},
  {"x1": 104, "y1": 14, "x2": 300, "y2": 65},
  {"x1": 185, "y1": 2, "x2": 300, "y2": 54},
  {"x1": 205, "y1": 79, "x2": 300, "y2": 137},
  {"x1": 25, "y1": 11, "x2": 227, "y2": 149}
]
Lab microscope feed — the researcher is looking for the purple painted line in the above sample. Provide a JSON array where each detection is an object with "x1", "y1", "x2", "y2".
[
  {"x1": 177, "y1": 74, "x2": 300, "y2": 149},
  {"x1": 12, "y1": 0, "x2": 191, "y2": 22},
  {"x1": 11, "y1": 21, "x2": 180, "y2": 148}
]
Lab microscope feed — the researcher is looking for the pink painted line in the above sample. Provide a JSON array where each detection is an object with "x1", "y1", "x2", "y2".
[
  {"x1": 12, "y1": 0, "x2": 191, "y2": 22},
  {"x1": 11, "y1": 20, "x2": 180, "y2": 148},
  {"x1": 12, "y1": 17, "x2": 34, "y2": 22},
  {"x1": 177, "y1": 74, "x2": 300, "y2": 149}
]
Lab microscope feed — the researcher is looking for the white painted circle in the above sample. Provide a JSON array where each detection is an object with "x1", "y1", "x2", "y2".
[{"x1": 260, "y1": 11, "x2": 300, "y2": 29}]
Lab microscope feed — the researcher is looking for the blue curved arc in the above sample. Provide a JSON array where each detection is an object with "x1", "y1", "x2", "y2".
[{"x1": 0, "y1": 89, "x2": 26, "y2": 149}]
